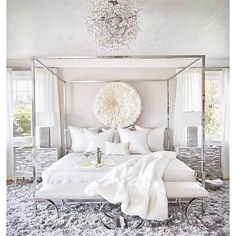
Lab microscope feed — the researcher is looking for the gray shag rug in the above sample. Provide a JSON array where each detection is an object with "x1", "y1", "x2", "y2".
[{"x1": 7, "y1": 181, "x2": 229, "y2": 236}]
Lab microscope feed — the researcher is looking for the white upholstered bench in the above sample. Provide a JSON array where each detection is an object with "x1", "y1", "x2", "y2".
[{"x1": 35, "y1": 181, "x2": 209, "y2": 228}]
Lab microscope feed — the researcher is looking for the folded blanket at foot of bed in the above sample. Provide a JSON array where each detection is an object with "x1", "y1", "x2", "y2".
[{"x1": 85, "y1": 151, "x2": 176, "y2": 221}]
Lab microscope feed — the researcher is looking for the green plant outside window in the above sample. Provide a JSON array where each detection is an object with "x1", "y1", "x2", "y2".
[
  {"x1": 205, "y1": 79, "x2": 222, "y2": 141},
  {"x1": 13, "y1": 104, "x2": 32, "y2": 137}
]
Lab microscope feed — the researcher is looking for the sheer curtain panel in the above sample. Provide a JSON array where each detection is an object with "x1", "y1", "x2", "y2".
[
  {"x1": 35, "y1": 68, "x2": 61, "y2": 153},
  {"x1": 173, "y1": 68, "x2": 202, "y2": 147},
  {"x1": 221, "y1": 69, "x2": 229, "y2": 179},
  {"x1": 6, "y1": 68, "x2": 14, "y2": 180}
]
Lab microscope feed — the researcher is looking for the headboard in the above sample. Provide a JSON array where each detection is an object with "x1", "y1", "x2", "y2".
[{"x1": 65, "y1": 126, "x2": 169, "y2": 154}]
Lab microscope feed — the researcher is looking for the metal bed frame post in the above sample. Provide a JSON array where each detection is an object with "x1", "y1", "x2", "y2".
[
  {"x1": 31, "y1": 58, "x2": 37, "y2": 214},
  {"x1": 63, "y1": 82, "x2": 67, "y2": 155},
  {"x1": 166, "y1": 80, "x2": 170, "y2": 150},
  {"x1": 201, "y1": 56, "x2": 206, "y2": 188}
]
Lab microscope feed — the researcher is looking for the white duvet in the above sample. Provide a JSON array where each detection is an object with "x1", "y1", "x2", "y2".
[{"x1": 85, "y1": 151, "x2": 176, "y2": 220}]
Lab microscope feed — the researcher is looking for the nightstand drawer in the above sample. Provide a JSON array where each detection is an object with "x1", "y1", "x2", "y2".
[
  {"x1": 15, "y1": 148, "x2": 58, "y2": 179},
  {"x1": 176, "y1": 146, "x2": 221, "y2": 178},
  {"x1": 36, "y1": 149, "x2": 58, "y2": 174},
  {"x1": 15, "y1": 149, "x2": 33, "y2": 177}
]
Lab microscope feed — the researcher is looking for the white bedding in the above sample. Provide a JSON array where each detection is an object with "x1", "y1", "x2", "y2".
[
  {"x1": 42, "y1": 152, "x2": 196, "y2": 186},
  {"x1": 85, "y1": 151, "x2": 176, "y2": 220}
]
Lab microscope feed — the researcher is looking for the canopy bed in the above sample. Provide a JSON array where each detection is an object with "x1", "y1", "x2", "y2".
[{"x1": 31, "y1": 55, "x2": 209, "y2": 229}]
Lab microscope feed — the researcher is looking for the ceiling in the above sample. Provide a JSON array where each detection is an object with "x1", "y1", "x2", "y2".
[{"x1": 7, "y1": 0, "x2": 229, "y2": 66}]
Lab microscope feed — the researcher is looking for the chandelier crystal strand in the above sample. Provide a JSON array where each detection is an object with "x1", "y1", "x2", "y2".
[{"x1": 86, "y1": 0, "x2": 139, "y2": 51}]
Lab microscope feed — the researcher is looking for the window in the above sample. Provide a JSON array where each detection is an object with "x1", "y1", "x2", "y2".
[
  {"x1": 12, "y1": 71, "x2": 32, "y2": 137},
  {"x1": 205, "y1": 71, "x2": 222, "y2": 142}
]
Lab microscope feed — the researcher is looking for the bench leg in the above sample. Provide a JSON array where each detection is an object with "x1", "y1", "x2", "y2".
[
  {"x1": 46, "y1": 199, "x2": 59, "y2": 219},
  {"x1": 99, "y1": 202, "x2": 144, "y2": 229},
  {"x1": 177, "y1": 199, "x2": 186, "y2": 221},
  {"x1": 99, "y1": 202, "x2": 119, "y2": 229},
  {"x1": 186, "y1": 198, "x2": 208, "y2": 227}
]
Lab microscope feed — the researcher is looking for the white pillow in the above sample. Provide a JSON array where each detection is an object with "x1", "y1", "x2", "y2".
[
  {"x1": 105, "y1": 141, "x2": 130, "y2": 155},
  {"x1": 84, "y1": 129, "x2": 114, "y2": 153},
  {"x1": 135, "y1": 125, "x2": 165, "y2": 151},
  {"x1": 118, "y1": 128, "x2": 150, "y2": 154},
  {"x1": 102, "y1": 128, "x2": 120, "y2": 143},
  {"x1": 113, "y1": 130, "x2": 120, "y2": 143},
  {"x1": 147, "y1": 127, "x2": 165, "y2": 151},
  {"x1": 68, "y1": 126, "x2": 100, "y2": 152}
]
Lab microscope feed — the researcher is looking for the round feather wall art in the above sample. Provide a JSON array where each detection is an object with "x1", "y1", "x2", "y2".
[{"x1": 93, "y1": 82, "x2": 142, "y2": 128}]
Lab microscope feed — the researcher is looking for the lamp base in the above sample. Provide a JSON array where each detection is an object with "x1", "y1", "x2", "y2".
[
  {"x1": 187, "y1": 126, "x2": 198, "y2": 147},
  {"x1": 39, "y1": 127, "x2": 50, "y2": 148}
]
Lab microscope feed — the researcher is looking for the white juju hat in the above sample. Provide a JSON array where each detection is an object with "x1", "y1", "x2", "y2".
[{"x1": 93, "y1": 82, "x2": 142, "y2": 127}]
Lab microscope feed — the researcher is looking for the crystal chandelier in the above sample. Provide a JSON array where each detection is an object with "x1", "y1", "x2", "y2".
[{"x1": 86, "y1": 0, "x2": 139, "y2": 51}]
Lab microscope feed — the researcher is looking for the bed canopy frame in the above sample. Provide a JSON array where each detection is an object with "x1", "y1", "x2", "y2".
[{"x1": 31, "y1": 55, "x2": 206, "y2": 189}]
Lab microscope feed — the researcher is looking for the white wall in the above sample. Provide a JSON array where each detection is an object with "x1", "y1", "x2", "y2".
[
  {"x1": 65, "y1": 81, "x2": 169, "y2": 128},
  {"x1": 59, "y1": 67, "x2": 176, "y2": 128}
]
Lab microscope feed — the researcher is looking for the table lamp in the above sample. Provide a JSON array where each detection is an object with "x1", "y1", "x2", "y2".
[
  {"x1": 182, "y1": 111, "x2": 201, "y2": 147},
  {"x1": 36, "y1": 112, "x2": 55, "y2": 148}
]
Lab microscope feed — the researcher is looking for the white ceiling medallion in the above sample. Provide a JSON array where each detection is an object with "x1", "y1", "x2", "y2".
[
  {"x1": 86, "y1": 0, "x2": 139, "y2": 51},
  {"x1": 93, "y1": 82, "x2": 142, "y2": 128}
]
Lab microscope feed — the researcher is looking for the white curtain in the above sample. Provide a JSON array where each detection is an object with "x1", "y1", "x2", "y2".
[
  {"x1": 35, "y1": 68, "x2": 61, "y2": 152},
  {"x1": 221, "y1": 69, "x2": 229, "y2": 179},
  {"x1": 6, "y1": 68, "x2": 14, "y2": 180},
  {"x1": 173, "y1": 68, "x2": 202, "y2": 146}
]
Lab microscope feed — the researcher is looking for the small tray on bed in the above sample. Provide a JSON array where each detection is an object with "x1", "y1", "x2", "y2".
[{"x1": 79, "y1": 160, "x2": 115, "y2": 169}]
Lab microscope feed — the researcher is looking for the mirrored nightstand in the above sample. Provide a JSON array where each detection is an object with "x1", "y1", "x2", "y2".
[
  {"x1": 176, "y1": 146, "x2": 221, "y2": 179},
  {"x1": 14, "y1": 147, "x2": 58, "y2": 183}
]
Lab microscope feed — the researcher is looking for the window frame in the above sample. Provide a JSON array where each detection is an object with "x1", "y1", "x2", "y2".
[{"x1": 12, "y1": 70, "x2": 32, "y2": 138}]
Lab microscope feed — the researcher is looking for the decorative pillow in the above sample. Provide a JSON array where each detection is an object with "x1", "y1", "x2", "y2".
[
  {"x1": 102, "y1": 128, "x2": 120, "y2": 143},
  {"x1": 84, "y1": 129, "x2": 114, "y2": 153},
  {"x1": 68, "y1": 126, "x2": 100, "y2": 152},
  {"x1": 113, "y1": 130, "x2": 120, "y2": 143},
  {"x1": 118, "y1": 128, "x2": 150, "y2": 154},
  {"x1": 135, "y1": 125, "x2": 165, "y2": 151},
  {"x1": 105, "y1": 141, "x2": 130, "y2": 155}
]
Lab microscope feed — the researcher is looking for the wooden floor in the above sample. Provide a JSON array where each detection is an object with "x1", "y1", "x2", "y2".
[
  {"x1": 7, "y1": 179, "x2": 33, "y2": 185},
  {"x1": 7, "y1": 180, "x2": 14, "y2": 186}
]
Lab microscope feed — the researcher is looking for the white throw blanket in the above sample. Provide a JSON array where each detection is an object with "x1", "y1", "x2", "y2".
[{"x1": 85, "y1": 151, "x2": 176, "y2": 220}]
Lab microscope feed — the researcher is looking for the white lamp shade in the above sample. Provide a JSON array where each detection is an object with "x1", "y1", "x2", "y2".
[
  {"x1": 182, "y1": 111, "x2": 202, "y2": 126},
  {"x1": 36, "y1": 112, "x2": 56, "y2": 127}
]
